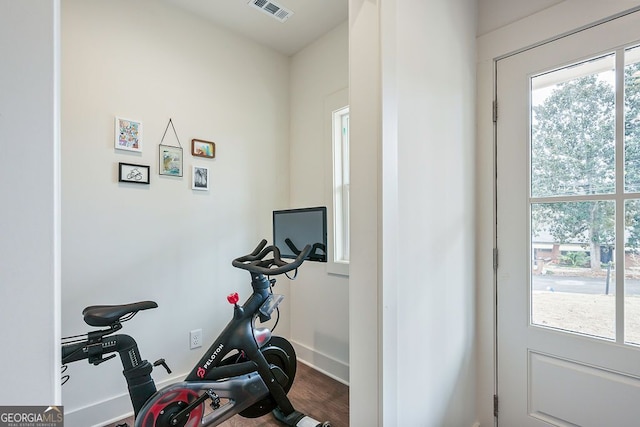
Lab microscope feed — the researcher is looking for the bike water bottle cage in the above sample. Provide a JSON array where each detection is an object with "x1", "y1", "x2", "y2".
[
  {"x1": 82, "y1": 301, "x2": 158, "y2": 327},
  {"x1": 232, "y1": 239, "x2": 312, "y2": 276}
]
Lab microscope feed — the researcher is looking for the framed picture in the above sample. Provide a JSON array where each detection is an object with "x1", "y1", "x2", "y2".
[
  {"x1": 159, "y1": 145, "x2": 183, "y2": 177},
  {"x1": 115, "y1": 117, "x2": 142, "y2": 152},
  {"x1": 118, "y1": 162, "x2": 150, "y2": 184},
  {"x1": 191, "y1": 139, "x2": 215, "y2": 158},
  {"x1": 192, "y1": 165, "x2": 210, "y2": 191}
]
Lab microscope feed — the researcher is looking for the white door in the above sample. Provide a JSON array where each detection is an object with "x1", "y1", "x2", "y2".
[{"x1": 497, "y1": 11, "x2": 640, "y2": 426}]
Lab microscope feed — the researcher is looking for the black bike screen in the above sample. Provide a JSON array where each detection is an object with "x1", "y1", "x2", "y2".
[{"x1": 273, "y1": 207, "x2": 327, "y2": 262}]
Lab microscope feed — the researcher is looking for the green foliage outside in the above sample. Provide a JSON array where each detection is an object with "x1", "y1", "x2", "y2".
[{"x1": 560, "y1": 251, "x2": 589, "y2": 268}]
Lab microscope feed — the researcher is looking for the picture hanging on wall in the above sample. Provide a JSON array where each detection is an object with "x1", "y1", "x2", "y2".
[
  {"x1": 159, "y1": 145, "x2": 183, "y2": 177},
  {"x1": 192, "y1": 165, "x2": 210, "y2": 191},
  {"x1": 118, "y1": 162, "x2": 150, "y2": 184},
  {"x1": 191, "y1": 139, "x2": 215, "y2": 158},
  {"x1": 115, "y1": 117, "x2": 142, "y2": 152}
]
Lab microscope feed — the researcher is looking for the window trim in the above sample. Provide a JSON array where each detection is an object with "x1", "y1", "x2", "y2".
[
  {"x1": 333, "y1": 106, "x2": 350, "y2": 264},
  {"x1": 324, "y1": 88, "x2": 349, "y2": 276}
]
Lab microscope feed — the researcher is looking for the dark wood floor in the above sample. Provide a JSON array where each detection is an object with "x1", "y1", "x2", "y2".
[{"x1": 105, "y1": 363, "x2": 348, "y2": 427}]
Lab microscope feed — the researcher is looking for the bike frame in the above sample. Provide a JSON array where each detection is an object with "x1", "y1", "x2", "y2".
[
  {"x1": 62, "y1": 272, "x2": 295, "y2": 426},
  {"x1": 62, "y1": 241, "x2": 325, "y2": 427},
  {"x1": 62, "y1": 329, "x2": 157, "y2": 416},
  {"x1": 137, "y1": 271, "x2": 298, "y2": 426}
]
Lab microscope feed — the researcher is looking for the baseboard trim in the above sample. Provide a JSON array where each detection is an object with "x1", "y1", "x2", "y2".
[
  {"x1": 64, "y1": 372, "x2": 187, "y2": 427},
  {"x1": 290, "y1": 340, "x2": 349, "y2": 386}
]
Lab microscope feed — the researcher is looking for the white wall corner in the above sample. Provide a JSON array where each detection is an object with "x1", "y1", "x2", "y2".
[{"x1": 292, "y1": 340, "x2": 349, "y2": 385}]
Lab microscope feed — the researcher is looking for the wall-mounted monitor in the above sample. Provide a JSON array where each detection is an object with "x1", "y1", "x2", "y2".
[{"x1": 273, "y1": 206, "x2": 327, "y2": 262}]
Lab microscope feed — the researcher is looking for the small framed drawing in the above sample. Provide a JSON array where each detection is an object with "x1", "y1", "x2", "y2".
[
  {"x1": 119, "y1": 162, "x2": 150, "y2": 184},
  {"x1": 191, "y1": 139, "x2": 215, "y2": 158},
  {"x1": 115, "y1": 117, "x2": 142, "y2": 152},
  {"x1": 159, "y1": 145, "x2": 183, "y2": 177},
  {"x1": 192, "y1": 165, "x2": 210, "y2": 191}
]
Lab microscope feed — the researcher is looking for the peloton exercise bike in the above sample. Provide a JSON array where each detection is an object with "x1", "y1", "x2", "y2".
[{"x1": 61, "y1": 240, "x2": 331, "y2": 427}]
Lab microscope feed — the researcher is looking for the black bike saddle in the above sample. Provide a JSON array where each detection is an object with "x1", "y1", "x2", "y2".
[{"x1": 82, "y1": 301, "x2": 158, "y2": 327}]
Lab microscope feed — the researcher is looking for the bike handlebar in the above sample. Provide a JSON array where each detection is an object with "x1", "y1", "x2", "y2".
[{"x1": 232, "y1": 239, "x2": 311, "y2": 276}]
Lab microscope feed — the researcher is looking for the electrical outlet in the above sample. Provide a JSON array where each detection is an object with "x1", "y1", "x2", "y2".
[{"x1": 190, "y1": 329, "x2": 202, "y2": 349}]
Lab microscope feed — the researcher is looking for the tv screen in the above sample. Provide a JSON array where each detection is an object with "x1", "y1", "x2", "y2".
[{"x1": 273, "y1": 207, "x2": 327, "y2": 262}]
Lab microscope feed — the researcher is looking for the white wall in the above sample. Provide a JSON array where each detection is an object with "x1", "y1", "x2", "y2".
[
  {"x1": 348, "y1": 0, "x2": 382, "y2": 424},
  {"x1": 350, "y1": 0, "x2": 477, "y2": 425},
  {"x1": 391, "y1": 0, "x2": 477, "y2": 425},
  {"x1": 475, "y1": 2, "x2": 640, "y2": 426},
  {"x1": 289, "y1": 21, "x2": 350, "y2": 383},
  {"x1": 61, "y1": 1, "x2": 290, "y2": 424},
  {"x1": 0, "y1": 0, "x2": 61, "y2": 406}
]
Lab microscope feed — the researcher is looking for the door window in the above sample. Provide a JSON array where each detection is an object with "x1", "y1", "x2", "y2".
[{"x1": 530, "y1": 48, "x2": 640, "y2": 344}]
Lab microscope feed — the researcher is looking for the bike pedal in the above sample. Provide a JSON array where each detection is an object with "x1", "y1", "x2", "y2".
[{"x1": 206, "y1": 389, "x2": 221, "y2": 410}]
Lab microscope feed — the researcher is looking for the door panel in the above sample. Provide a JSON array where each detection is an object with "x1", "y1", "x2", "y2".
[
  {"x1": 497, "y1": 11, "x2": 640, "y2": 426},
  {"x1": 529, "y1": 351, "x2": 640, "y2": 427}
]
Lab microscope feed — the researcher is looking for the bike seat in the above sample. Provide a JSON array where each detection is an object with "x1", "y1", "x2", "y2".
[{"x1": 82, "y1": 301, "x2": 158, "y2": 327}]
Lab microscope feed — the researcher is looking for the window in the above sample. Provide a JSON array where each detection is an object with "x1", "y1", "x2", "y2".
[
  {"x1": 333, "y1": 106, "x2": 350, "y2": 265},
  {"x1": 529, "y1": 46, "x2": 640, "y2": 344},
  {"x1": 325, "y1": 88, "x2": 349, "y2": 276}
]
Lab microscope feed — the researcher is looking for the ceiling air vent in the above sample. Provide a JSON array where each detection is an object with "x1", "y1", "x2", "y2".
[{"x1": 248, "y1": 0, "x2": 293, "y2": 23}]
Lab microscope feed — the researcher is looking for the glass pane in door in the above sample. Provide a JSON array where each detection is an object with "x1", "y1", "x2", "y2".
[
  {"x1": 531, "y1": 54, "x2": 616, "y2": 198},
  {"x1": 624, "y1": 46, "x2": 640, "y2": 345},
  {"x1": 530, "y1": 55, "x2": 617, "y2": 340},
  {"x1": 531, "y1": 202, "x2": 616, "y2": 339},
  {"x1": 625, "y1": 199, "x2": 640, "y2": 345},
  {"x1": 625, "y1": 46, "x2": 640, "y2": 192}
]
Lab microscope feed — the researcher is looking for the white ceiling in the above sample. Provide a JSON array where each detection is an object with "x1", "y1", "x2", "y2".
[
  {"x1": 162, "y1": 0, "x2": 348, "y2": 56},
  {"x1": 163, "y1": 0, "x2": 566, "y2": 56}
]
